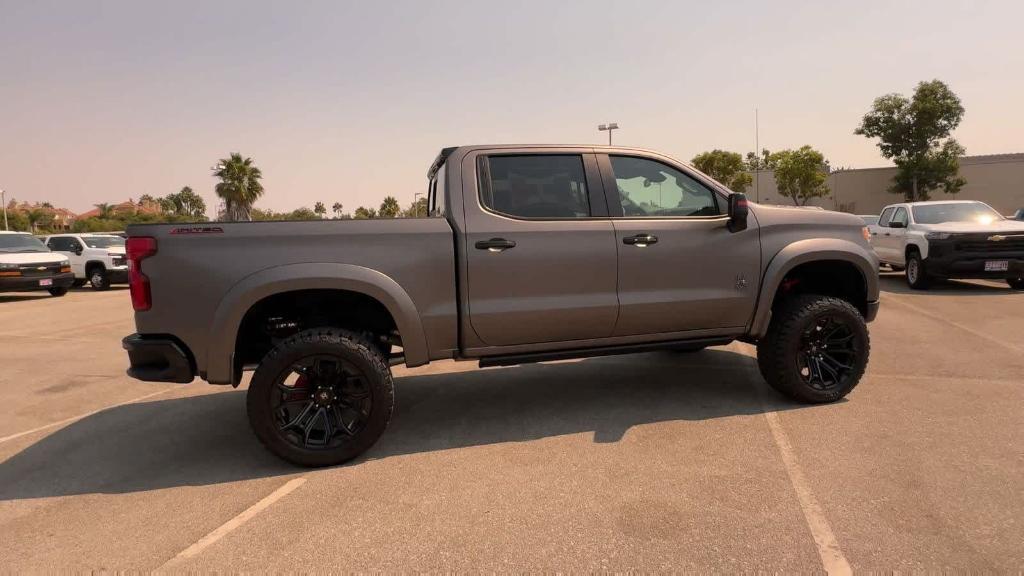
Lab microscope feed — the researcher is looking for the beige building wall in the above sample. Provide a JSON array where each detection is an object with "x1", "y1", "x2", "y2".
[{"x1": 747, "y1": 154, "x2": 1024, "y2": 215}]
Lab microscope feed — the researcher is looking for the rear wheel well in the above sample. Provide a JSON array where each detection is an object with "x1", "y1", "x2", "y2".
[
  {"x1": 772, "y1": 260, "x2": 868, "y2": 318},
  {"x1": 234, "y1": 289, "x2": 399, "y2": 373}
]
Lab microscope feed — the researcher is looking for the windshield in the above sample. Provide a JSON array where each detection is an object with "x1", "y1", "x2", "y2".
[
  {"x1": 83, "y1": 236, "x2": 126, "y2": 249},
  {"x1": 0, "y1": 234, "x2": 50, "y2": 253},
  {"x1": 911, "y1": 202, "x2": 1003, "y2": 225}
]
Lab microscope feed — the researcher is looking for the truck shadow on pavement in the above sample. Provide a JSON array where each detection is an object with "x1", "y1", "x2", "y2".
[
  {"x1": 0, "y1": 349, "x2": 819, "y2": 501},
  {"x1": 879, "y1": 273, "x2": 1012, "y2": 295}
]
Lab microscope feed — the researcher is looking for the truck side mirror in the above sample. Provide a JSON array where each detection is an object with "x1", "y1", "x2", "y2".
[
  {"x1": 728, "y1": 193, "x2": 749, "y2": 233},
  {"x1": 889, "y1": 221, "x2": 905, "y2": 229}
]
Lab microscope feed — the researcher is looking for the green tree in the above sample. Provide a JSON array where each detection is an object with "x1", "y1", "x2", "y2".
[
  {"x1": 332, "y1": 202, "x2": 344, "y2": 219},
  {"x1": 314, "y1": 201, "x2": 327, "y2": 219},
  {"x1": 213, "y1": 153, "x2": 264, "y2": 221},
  {"x1": 768, "y1": 146, "x2": 830, "y2": 206},
  {"x1": 855, "y1": 79, "x2": 966, "y2": 201},
  {"x1": 745, "y1": 149, "x2": 773, "y2": 171},
  {"x1": 288, "y1": 207, "x2": 319, "y2": 220},
  {"x1": 353, "y1": 206, "x2": 377, "y2": 219},
  {"x1": 162, "y1": 186, "x2": 207, "y2": 220},
  {"x1": 93, "y1": 203, "x2": 116, "y2": 219},
  {"x1": 378, "y1": 196, "x2": 401, "y2": 218},
  {"x1": 403, "y1": 197, "x2": 428, "y2": 218},
  {"x1": 25, "y1": 207, "x2": 53, "y2": 233},
  {"x1": 691, "y1": 150, "x2": 753, "y2": 191}
]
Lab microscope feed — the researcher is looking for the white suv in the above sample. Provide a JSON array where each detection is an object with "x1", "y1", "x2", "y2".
[
  {"x1": 868, "y1": 200, "x2": 1024, "y2": 290},
  {"x1": 44, "y1": 233, "x2": 128, "y2": 290}
]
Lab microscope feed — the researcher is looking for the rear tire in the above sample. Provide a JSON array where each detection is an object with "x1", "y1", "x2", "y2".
[
  {"x1": 48, "y1": 287, "x2": 68, "y2": 297},
  {"x1": 1008, "y1": 277, "x2": 1024, "y2": 290},
  {"x1": 247, "y1": 328, "x2": 394, "y2": 467},
  {"x1": 89, "y1": 267, "x2": 111, "y2": 291},
  {"x1": 905, "y1": 251, "x2": 931, "y2": 290},
  {"x1": 757, "y1": 294, "x2": 870, "y2": 404}
]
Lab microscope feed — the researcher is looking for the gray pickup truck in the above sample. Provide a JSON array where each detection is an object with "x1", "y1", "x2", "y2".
[{"x1": 123, "y1": 145, "x2": 879, "y2": 466}]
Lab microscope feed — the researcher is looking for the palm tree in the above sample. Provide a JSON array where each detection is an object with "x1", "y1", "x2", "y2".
[
  {"x1": 26, "y1": 208, "x2": 50, "y2": 233},
  {"x1": 332, "y1": 202, "x2": 343, "y2": 219},
  {"x1": 213, "y1": 153, "x2": 264, "y2": 221},
  {"x1": 94, "y1": 203, "x2": 115, "y2": 219},
  {"x1": 314, "y1": 201, "x2": 326, "y2": 219}
]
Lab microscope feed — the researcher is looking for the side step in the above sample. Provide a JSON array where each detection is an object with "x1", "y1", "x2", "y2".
[{"x1": 477, "y1": 337, "x2": 733, "y2": 368}]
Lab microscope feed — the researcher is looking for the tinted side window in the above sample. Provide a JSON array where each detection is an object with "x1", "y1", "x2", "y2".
[
  {"x1": 610, "y1": 156, "x2": 720, "y2": 217},
  {"x1": 891, "y1": 207, "x2": 908, "y2": 226},
  {"x1": 482, "y1": 155, "x2": 590, "y2": 219},
  {"x1": 48, "y1": 237, "x2": 71, "y2": 251},
  {"x1": 878, "y1": 207, "x2": 895, "y2": 227}
]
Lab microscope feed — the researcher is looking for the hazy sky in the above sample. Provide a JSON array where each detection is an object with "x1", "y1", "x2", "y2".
[{"x1": 2, "y1": 0, "x2": 1022, "y2": 215}]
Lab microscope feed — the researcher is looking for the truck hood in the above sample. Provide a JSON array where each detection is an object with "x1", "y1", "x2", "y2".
[
  {"x1": 749, "y1": 203, "x2": 865, "y2": 227},
  {"x1": 915, "y1": 220, "x2": 1024, "y2": 234},
  {"x1": 0, "y1": 252, "x2": 69, "y2": 265}
]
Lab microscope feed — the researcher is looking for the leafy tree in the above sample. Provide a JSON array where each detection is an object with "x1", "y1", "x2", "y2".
[
  {"x1": 855, "y1": 79, "x2": 966, "y2": 201},
  {"x1": 161, "y1": 186, "x2": 207, "y2": 220},
  {"x1": 691, "y1": 150, "x2": 753, "y2": 191},
  {"x1": 288, "y1": 207, "x2": 319, "y2": 220},
  {"x1": 25, "y1": 208, "x2": 53, "y2": 232},
  {"x1": 213, "y1": 153, "x2": 264, "y2": 221},
  {"x1": 353, "y1": 206, "x2": 377, "y2": 219},
  {"x1": 332, "y1": 202, "x2": 344, "y2": 219},
  {"x1": 378, "y1": 196, "x2": 401, "y2": 218},
  {"x1": 41, "y1": 201, "x2": 54, "y2": 209},
  {"x1": 768, "y1": 146, "x2": 830, "y2": 206},
  {"x1": 745, "y1": 149, "x2": 773, "y2": 171},
  {"x1": 93, "y1": 203, "x2": 116, "y2": 219},
  {"x1": 314, "y1": 201, "x2": 327, "y2": 219}
]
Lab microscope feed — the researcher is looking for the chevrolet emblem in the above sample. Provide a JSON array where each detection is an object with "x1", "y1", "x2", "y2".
[{"x1": 988, "y1": 235, "x2": 1007, "y2": 241}]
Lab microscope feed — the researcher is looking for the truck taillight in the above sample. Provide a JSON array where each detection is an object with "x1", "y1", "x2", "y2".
[{"x1": 126, "y1": 237, "x2": 158, "y2": 311}]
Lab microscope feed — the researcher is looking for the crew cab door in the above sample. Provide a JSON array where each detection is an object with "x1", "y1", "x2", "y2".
[
  {"x1": 462, "y1": 151, "x2": 618, "y2": 346},
  {"x1": 875, "y1": 206, "x2": 908, "y2": 264},
  {"x1": 46, "y1": 236, "x2": 85, "y2": 276},
  {"x1": 598, "y1": 154, "x2": 761, "y2": 335}
]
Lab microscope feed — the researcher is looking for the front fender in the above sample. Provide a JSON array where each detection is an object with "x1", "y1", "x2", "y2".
[
  {"x1": 748, "y1": 238, "x2": 879, "y2": 339},
  {"x1": 204, "y1": 262, "x2": 429, "y2": 384}
]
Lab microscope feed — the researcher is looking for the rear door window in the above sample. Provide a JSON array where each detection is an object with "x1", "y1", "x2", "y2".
[{"x1": 480, "y1": 155, "x2": 591, "y2": 219}]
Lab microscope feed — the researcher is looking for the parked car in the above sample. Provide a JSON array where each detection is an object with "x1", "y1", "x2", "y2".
[
  {"x1": 867, "y1": 200, "x2": 1024, "y2": 289},
  {"x1": 123, "y1": 144, "x2": 879, "y2": 467},
  {"x1": 0, "y1": 231, "x2": 75, "y2": 297},
  {"x1": 43, "y1": 233, "x2": 128, "y2": 290}
]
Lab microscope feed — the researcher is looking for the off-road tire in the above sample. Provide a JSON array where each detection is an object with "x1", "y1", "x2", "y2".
[
  {"x1": 1008, "y1": 277, "x2": 1024, "y2": 290},
  {"x1": 89, "y1": 267, "x2": 111, "y2": 291},
  {"x1": 247, "y1": 328, "x2": 394, "y2": 467},
  {"x1": 48, "y1": 287, "x2": 68, "y2": 297},
  {"x1": 905, "y1": 251, "x2": 931, "y2": 290},
  {"x1": 757, "y1": 294, "x2": 870, "y2": 404}
]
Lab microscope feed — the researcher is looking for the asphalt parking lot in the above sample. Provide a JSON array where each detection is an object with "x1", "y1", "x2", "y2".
[{"x1": 1, "y1": 276, "x2": 1022, "y2": 571}]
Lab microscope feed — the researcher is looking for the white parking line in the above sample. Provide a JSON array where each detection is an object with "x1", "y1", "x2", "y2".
[
  {"x1": 883, "y1": 293, "x2": 1021, "y2": 353},
  {"x1": 763, "y1": 409, "x2": 852, "y2": 576},
  {"x1": 161, "y1": 477, "x2": 307, "y2": 567},
  {"x1": 0, "y1": 387, "x2": 175, "y2": 444}
]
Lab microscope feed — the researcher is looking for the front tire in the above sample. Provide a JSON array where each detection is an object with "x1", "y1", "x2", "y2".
[
  {"x1": 48, "y1": 287, "x2": 68, "y2": 297},
  {"x1": 905, "y1": 251, "x2": 931, "y2": 290},
  {"x1": 89, "y1": 268, "x2": 111, "y2": 291},
  {"x1": 1008, "y1": 277, "x2": 1024, "y2": 290},
  {"x1": 757, "y1": 295, "x2": 870, "y2": 404},
  {"x1": 247, "y1": 328, "x2": 394, "y2": 467}
]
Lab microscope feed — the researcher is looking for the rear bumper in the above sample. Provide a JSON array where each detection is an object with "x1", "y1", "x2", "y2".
[
  {"x1": 0, "y1": 272, "x2": 75, "y2": 292},
  {"x1": 122, "y1": 333, "x2": 195, "y2": 383}
]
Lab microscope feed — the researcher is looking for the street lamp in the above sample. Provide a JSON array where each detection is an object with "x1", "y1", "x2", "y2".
[
  {"x1": 1, "y1": 189, "x2": 7, "y2": 231},
  {"x1": 413, "y1": 192, "x2": 424, "y2": 217},
  {"x1": 597, "y1": 122, "x2": 619, "y2": 145}
]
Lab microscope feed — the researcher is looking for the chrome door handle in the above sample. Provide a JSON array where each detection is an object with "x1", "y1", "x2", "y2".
[
  {"x1": 623, "y1": 234, "x2": 658, "y2": 247},
  {"x1": 475, "y1": 238, "x2": 516, "y2": 252}
]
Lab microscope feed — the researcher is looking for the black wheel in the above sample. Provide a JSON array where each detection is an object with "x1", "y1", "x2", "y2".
[
  {"x1": 48, "y1": 287, "x2": 68, "y2": 297},
  {"x1": 905, "y1": 251, "x2": 931, "y2": 290},
  {"x1": 247, "y1": 328, "x2": 394, "y2": 467},
  {"x1": 1008, "y1": 277, "x2": 1024, "y2": 290},
  {"x1": 72, "y1": 279, "x2": 86, "y2": 288},
  {"x1": 89, "y1": 267, "x2": 111, "y2": 291},
  {"x1": 757, "y1": 294, "x2": 870, "y2": 404}
]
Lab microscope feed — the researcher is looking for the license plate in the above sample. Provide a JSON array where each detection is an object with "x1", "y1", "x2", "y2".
[
  {"x1": 984, "y1": 260, "x2": 1009, "y2": 272},
  {"x1": 38, "y1": 278, "x2": 53, "y2": 286}
]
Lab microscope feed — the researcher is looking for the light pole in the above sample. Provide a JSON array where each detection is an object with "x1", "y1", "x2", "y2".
[
  {"x1": 1, "y1": 189, "x2": 7, "y2": 231},
  {"x1": 598, "y1": 122, "x2": 619, "y2": 145},
  {"x1": 413, "y1": 192, "x2": 424, "y2": 217}
]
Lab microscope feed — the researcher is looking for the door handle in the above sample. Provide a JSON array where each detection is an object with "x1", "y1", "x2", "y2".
[
  {"x1": 623, "y1": 234, "x2": 658, "y2": 247},
  {"x1": 884, "y1": 233, "x2": 891, "y2": 236},
  {"x1": 475, "y1": 238, "x2": 516, "y2": 252}
]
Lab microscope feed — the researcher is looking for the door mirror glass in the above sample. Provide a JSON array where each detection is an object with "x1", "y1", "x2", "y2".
[{"x1": 728, "y1": 193, "x2": 749, "y2": 232}]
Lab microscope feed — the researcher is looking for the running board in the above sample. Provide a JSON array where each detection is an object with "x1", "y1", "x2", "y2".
[{"x1": 477, "y1": 337, "x2": 733, "y2": 368}]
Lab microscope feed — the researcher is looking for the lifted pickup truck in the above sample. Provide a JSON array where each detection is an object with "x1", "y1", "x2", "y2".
[{"x1": 123, "y1": 145, "x2": 879, "y2": 466}]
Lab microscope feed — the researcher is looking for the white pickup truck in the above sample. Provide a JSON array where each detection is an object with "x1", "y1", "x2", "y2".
[
  {"x1": 868, "y1": 200, "x2": 1024, "y2": 290},
  {"x1": 43, "y1": 233, "x2": 128, "y2": 290}
]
